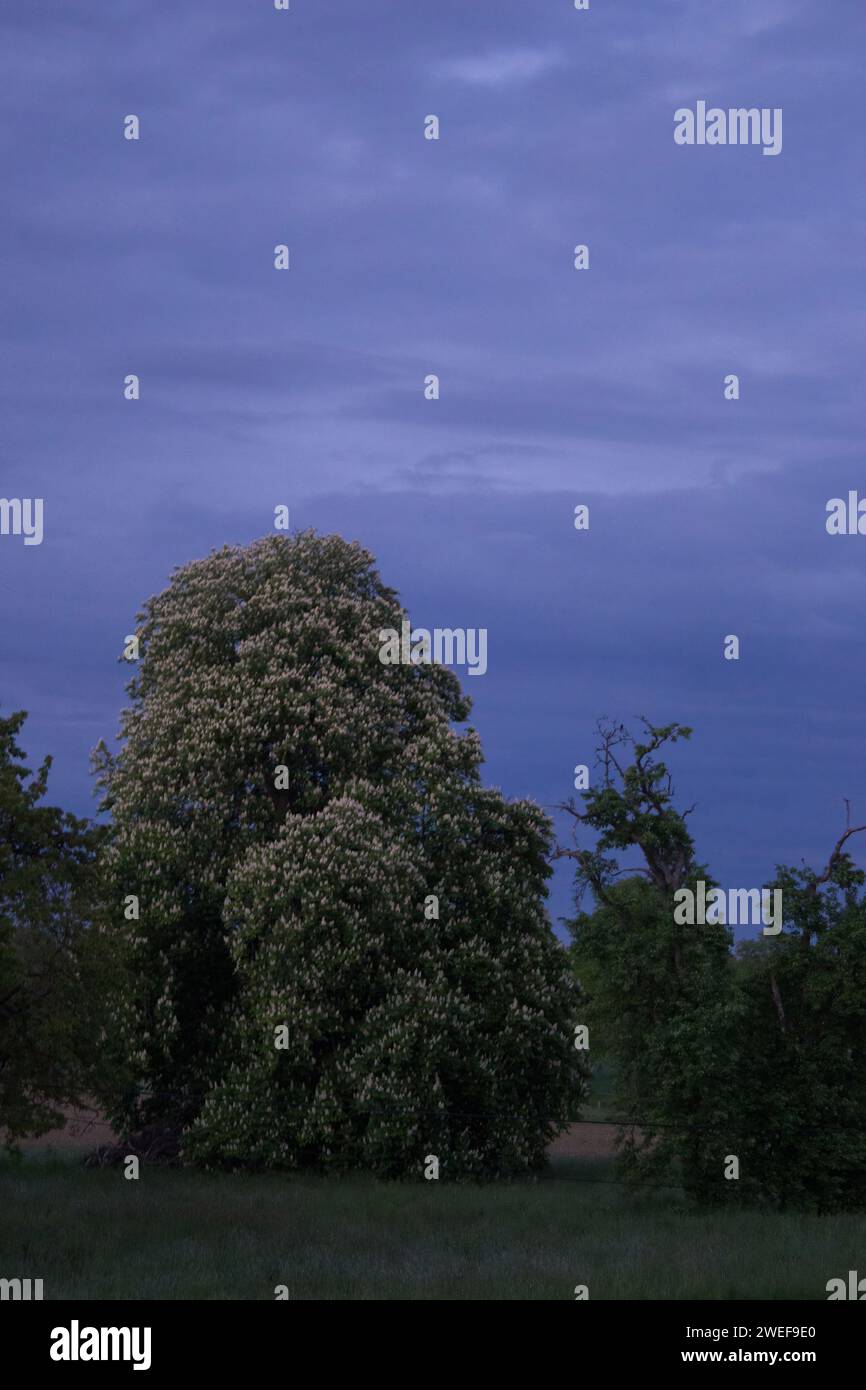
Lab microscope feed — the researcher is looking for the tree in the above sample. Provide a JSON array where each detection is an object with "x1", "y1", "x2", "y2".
[
  {"x1": 0, "y1": 709, "x2": 115, "y2": 1147},
  {"x1": 563, "y1": 718, "x2": 866, "y2": 1211},
  {"x1": 95, "y1": 532, "x2": 585, "y2": 1176},
  {"x1": 732, "y1": 830, "x2": 866, "y2": 1211},
  {"x1": 561, "y1": 720, "x2": 737, "y2": 1203}
]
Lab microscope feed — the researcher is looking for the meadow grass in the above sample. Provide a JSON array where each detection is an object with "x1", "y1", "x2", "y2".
[{"x1": 1, "y1": 1150, "x2": 862, "y2": 1300}]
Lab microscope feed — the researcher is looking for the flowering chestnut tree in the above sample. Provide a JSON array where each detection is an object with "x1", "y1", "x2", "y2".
[{"x1": 95, "y1": 532, "x2": 585, "y2": 1176}]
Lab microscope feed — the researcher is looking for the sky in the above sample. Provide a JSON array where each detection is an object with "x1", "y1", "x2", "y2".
[{"x1": 2, "y1": 0, "x2": 865, "y2": 937}]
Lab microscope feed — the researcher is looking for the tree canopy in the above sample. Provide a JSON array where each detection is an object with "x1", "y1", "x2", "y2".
[{"x1": 95, "y1": 532, "x2": 586, "y2": 1177}]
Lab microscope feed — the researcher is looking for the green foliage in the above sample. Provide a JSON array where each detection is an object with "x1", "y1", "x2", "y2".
[
  {"x1": 98, "y1": 532, "x2": 586, "y2": 1176},
  {"x1": 565, "y1": 718, "x2": 866, "y2": 1212},
  {"x1": 0, "y1": 710, "x2": 117, "y2": 1145},
  {"x1": 570, "y1": 874, "x2": 739, "y2": 1205},
  {"x1": 730, "y1": 855, "x2": 866, "y2": 1211}
]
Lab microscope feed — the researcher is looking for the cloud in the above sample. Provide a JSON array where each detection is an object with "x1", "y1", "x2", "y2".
[
  {"x1": 730, "y1": 0, "x2": 809, "y2": 36},
  {"x1": 435, "y1": 46, "x2": 563, "y2": 87}
]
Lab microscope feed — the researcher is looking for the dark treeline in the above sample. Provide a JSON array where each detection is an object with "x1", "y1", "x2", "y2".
[{"x1": 565, "y1": 719, "x2": 866, "y2": 1212}]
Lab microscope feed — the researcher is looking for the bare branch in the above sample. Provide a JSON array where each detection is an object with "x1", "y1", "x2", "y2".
[{"x1": 808, "y1": 821, "x2": 866, "y2": 894}]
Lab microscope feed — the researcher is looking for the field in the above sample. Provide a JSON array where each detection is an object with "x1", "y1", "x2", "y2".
[
  {"x1": 3, "y1": 1065, "x2": 860, "y2": 1301},
  {"x1": 2, "y1": 1148, "x2": 863, "y2": 1301}
]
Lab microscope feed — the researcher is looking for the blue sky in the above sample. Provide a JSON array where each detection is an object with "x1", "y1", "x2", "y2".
[{"x1": 2, "y1": 0, "x2": 865, "y2": 935}]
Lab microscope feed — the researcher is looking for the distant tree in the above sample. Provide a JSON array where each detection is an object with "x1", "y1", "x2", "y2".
[
  {"x1": 0, "y1": 710, "x2": 115, "y2": 1147},
  {"x1": 95, "y1": 532, "x2": 586, "y2": 1177}
]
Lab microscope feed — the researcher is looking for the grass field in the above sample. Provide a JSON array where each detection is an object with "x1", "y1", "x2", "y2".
[{"x1": 2, "y1": 1150, "x2": 862, "y2": 1300}]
